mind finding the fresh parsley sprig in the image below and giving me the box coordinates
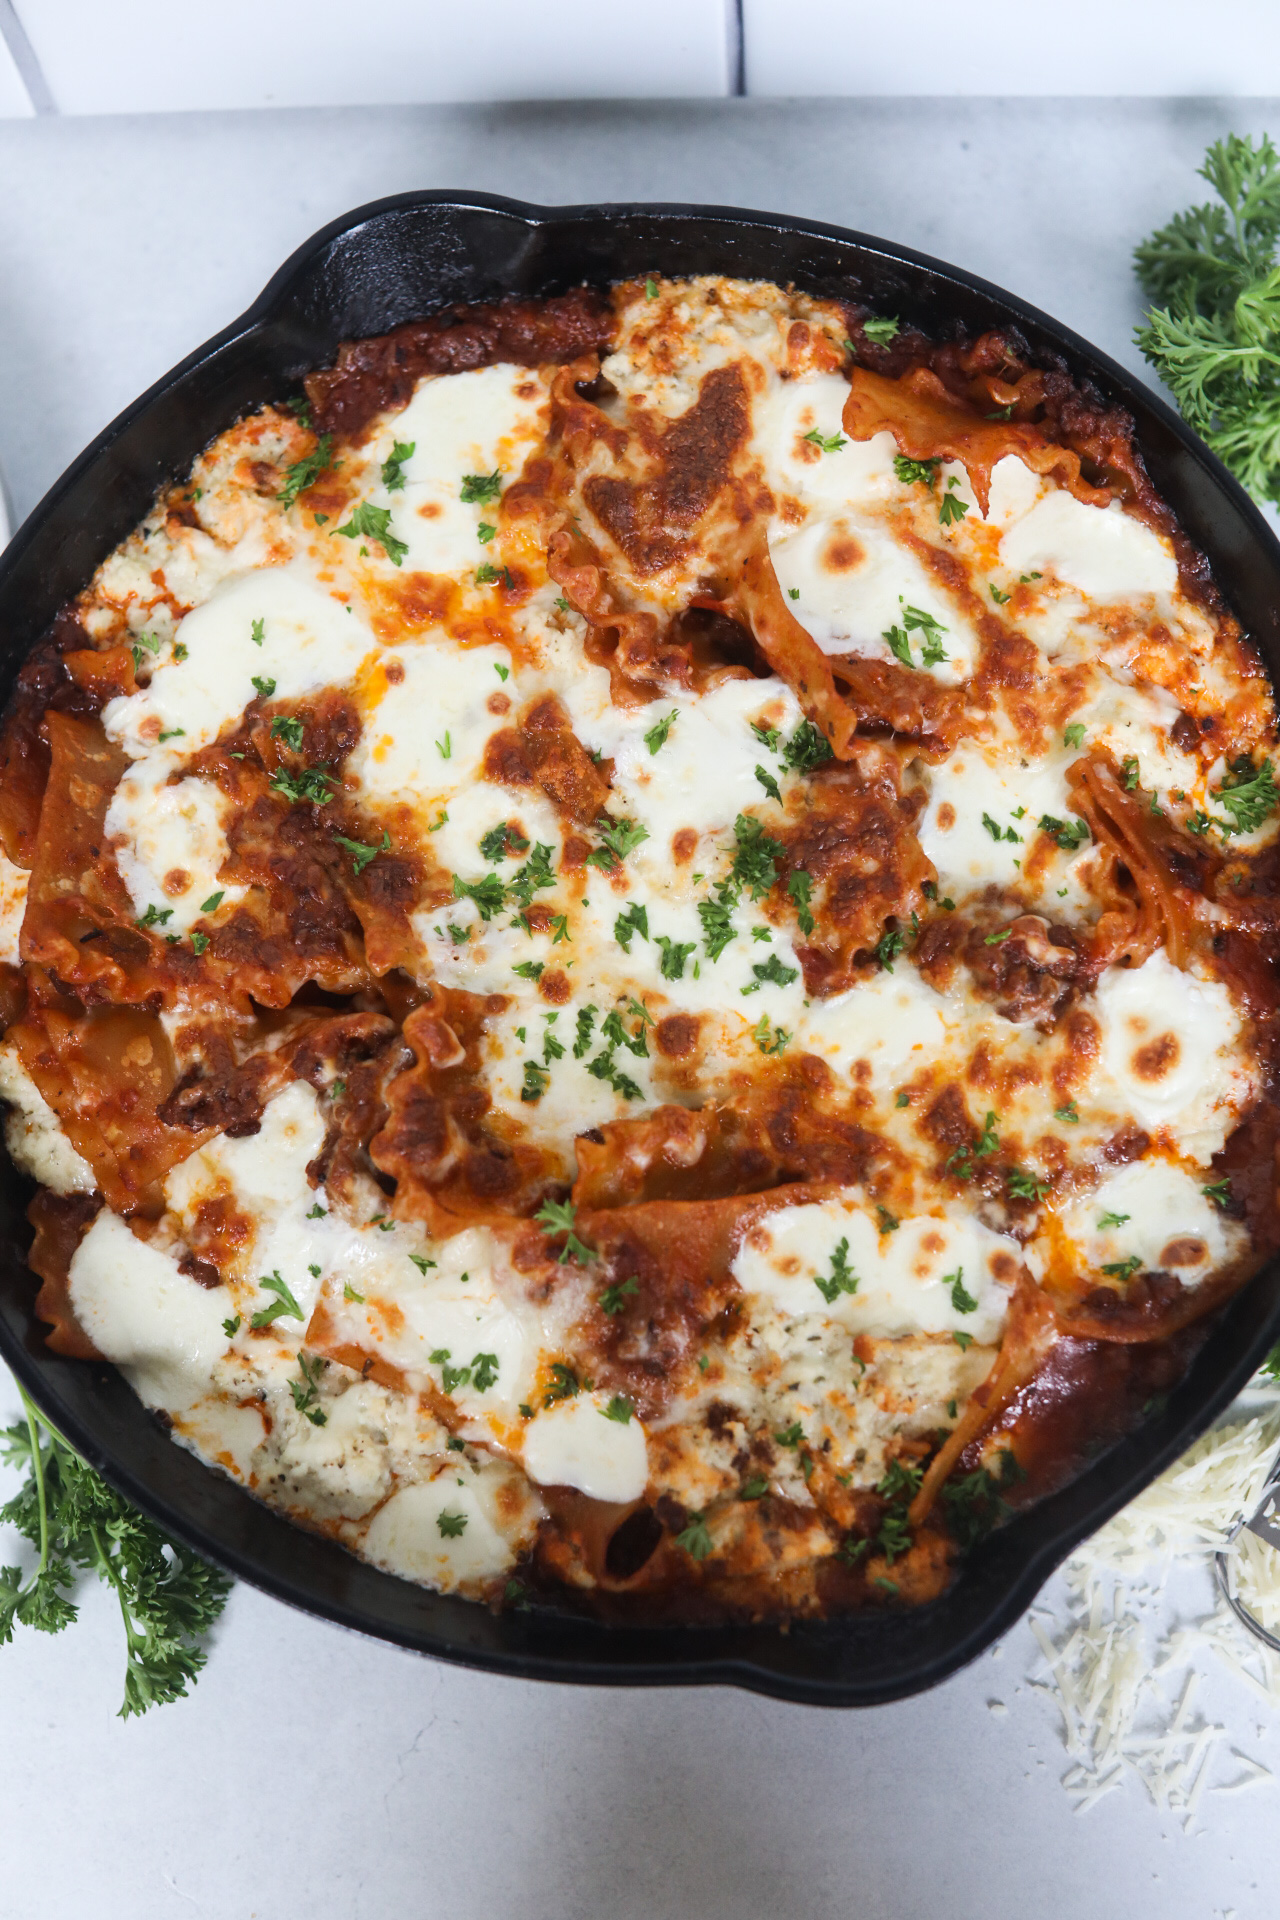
[1135,134,1280,503]
[1,1386,231,1717]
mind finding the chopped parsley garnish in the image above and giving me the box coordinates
[520,1060,550,1103]
[289,1353,328,1427]
[643,709,679,754]
[573,1006,598,1058]
[656,935,696,980]
[460,471,502,504]
[883,603,949,671]
[333,828,390,876]
[1122,755,1141,791]
[250,1270,304,1328]
[752,720,782,753]
[278,434,333,509]
[781,720,833,773]
[1203,1178,1232,1207]
[731,813,785,899]
[136,903,173,930]
[190,932,209,957]
[222,1315,240,1338]
[946,1110,999,1180]
[787,869,815,935]
[471,1353,500,1393]
[543,1362,580,1407]
[600,1275,639,1316]
[381,439,415,490]
[614,902,649,952]
[938,485,969,526]
[343,1283,365,1303]
[876,1205,899,1233]
[306,1204,326,1220]
[250,618,265,647]
[479,822,530,862]
[507,841,557,910]
[803,428,847,453]
[1212,756,1278,834]
[1055,1102,1080,1124]
[989,584,1010,605]
[535,1198,595,1265]
[512,960,544,981]
[334,501,408,566]
[893,453,939,487]
[644,277,659,300]
[436,1511,468,1539]
[586,816,650,871]
[982,811,1021,843]
[754,763,782,803]
[1006,1166,1050,1202]
[863,315,900,346]
[1101,1255,1143,1281]
[601,1008,649,1057]
[741,954,799,995]
[436,732,452,760]
[740,1475,769,1500]
[408,1254,436,1274]
[269,764,335,806]
[873,924,907,972]
[947,1268,979,1314]
[774,1424,804,1452]
[452,872,507,920]
[675,1513,712,1561]
[251,674,276,699]
[1063,723,1086,750]
[953,1330,974,1351]
[1038,813,1090,851]
[813,1237,858,1304]
[602,1395,634,1425]
[477,522,496,545]
[550,914,571,945]
[698,885,738,962]
[751,1013,790,1055]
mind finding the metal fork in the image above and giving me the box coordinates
[1214,1446,1280,1654]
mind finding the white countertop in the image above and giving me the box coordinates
[0,94,1277,1920]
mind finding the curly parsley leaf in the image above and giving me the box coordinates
[1,1388,230,1715]
[334,501,408,566]
[278,434,333,509]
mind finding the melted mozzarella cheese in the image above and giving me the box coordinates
[0,1043,96,1193]
[331,1225,539,1425]
[1091,951,1253,1157]
[105,759,242,931]
[165,1080,329,1317]
[1051,1158,1242,1289]
[0,851,27,963]
[796,966,947,1091]
[759,376,899,510]
[918,744,1090,907]
[733,1197,1019,1345]
[999,491,1177,600]
[522,1393,649,1503]
[361,1468,529,1588]
[69,1210,234,1410]
[771,513,976,680]
[372,364,549,579]
[348,636,514,829]
[103,564,377,759]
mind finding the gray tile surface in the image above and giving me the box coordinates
[0,95,1277,1920]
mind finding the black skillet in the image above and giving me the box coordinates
[1,192,1277,1706]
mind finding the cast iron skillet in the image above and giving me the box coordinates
[2,193,1279,1707]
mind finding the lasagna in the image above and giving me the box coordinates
[1,274,1276,1622]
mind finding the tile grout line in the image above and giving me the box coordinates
[0,0,53,115]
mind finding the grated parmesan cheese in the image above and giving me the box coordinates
[1026,1371,1280,1822]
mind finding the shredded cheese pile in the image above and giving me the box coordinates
[1027,1376,1280,1821]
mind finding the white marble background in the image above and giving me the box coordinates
[0,96,1276,1920]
